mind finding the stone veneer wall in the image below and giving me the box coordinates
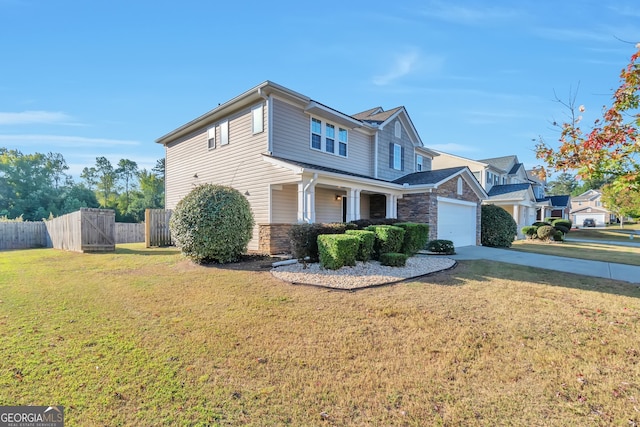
[258,223,293,255]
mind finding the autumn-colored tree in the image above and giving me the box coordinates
[536,43,640,189]
[601,183,640,227]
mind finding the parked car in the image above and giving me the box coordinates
[583,218,596,227]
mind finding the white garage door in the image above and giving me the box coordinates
[437,198,477,247]
[574,213,606,227]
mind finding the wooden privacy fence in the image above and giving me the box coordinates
[145,209,173,247]
[45,208,115,252]
[0,222,48,250]
[115,222,145,244]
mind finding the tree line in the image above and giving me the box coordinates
[0,148,164,222]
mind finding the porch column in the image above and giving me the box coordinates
[513,205,520,226]
[354,189,361,220]
[347,188,357,222]
[297,175,317,223]
[386,194,397,219]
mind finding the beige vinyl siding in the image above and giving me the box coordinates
[376,118,416,181]
[431,152,482,173]
[164,101,296,251]
[271,184,298,223]
[314,188,343,223]
[271,98,372,176]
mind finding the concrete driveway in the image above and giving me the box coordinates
[450,245,640,284]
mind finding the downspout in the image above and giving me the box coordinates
[257,88,273,154]
[303,173,318,223]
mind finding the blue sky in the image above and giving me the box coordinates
[1,0,638,178]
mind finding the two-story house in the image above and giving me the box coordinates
[156,81,487,254]
[570,189,614,226]
[527,168,572,221]
[432,153,539,235]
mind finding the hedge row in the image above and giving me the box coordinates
[288,220,431,270]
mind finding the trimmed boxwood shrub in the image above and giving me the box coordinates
[552,219,572,230]
[521,225,538,239]
[481,204,517,248]
[349,218,402,229]
[317,234,359,270]
[394,222,430,255]
[553,230,565,242]
[169,184,254,264]
[345,229,375,262]
[366,225,406,260]
[379,252,408,267]
[532,221,551,227]
[537,225,555,240]
[426,239,455,254]
[554,224,570,235]
[289,223,355,262]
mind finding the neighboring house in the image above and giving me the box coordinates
[432,153,538,236]
[156,81,487,254]
[570,189,615,226]
[526,169,572,221]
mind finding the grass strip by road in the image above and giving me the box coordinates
[2,244,640,425]
[511,239,640,266]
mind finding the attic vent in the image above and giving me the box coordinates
[394,121,401,138]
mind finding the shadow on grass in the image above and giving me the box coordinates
[115,247,180,256]
[441,260,640,299]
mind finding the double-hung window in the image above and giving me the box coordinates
[325,123,335,153]
[309,117,347,157]
[311,118,322,150]
[207,127,216,150]
[390,143,403,170]
[416,154,423,172]
[338,128,347,156]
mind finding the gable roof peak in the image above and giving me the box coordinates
[351,107,384,120]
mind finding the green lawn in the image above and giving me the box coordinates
[511,239,640,266]
[572,225,640,242]
[2,244,640,425]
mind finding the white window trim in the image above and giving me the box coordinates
[207,126,216,150]
[309,116,348,158]
[252,104,264,134]
[393,143,402,170]
[220,120,229,146]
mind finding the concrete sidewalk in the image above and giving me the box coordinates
[450,245,640,284]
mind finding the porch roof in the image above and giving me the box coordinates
[391,167,466,185]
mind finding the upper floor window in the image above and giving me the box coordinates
[394,121,401,138]
[309,117,347,157]
[252,104,264,134]
[390,143,403,170]
[325,123,335,153]
[220,120,229,146]
[207,127,216,150]
[416,154,423,172]
[338,128,347,156]
[311,118,322,149]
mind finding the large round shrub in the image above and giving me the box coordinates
[170,184,254,264]
[481,204,517,247]
[536,225,555,241]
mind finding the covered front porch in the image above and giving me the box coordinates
[258,175,404,254]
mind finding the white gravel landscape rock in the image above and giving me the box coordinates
[270,255,456,289]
